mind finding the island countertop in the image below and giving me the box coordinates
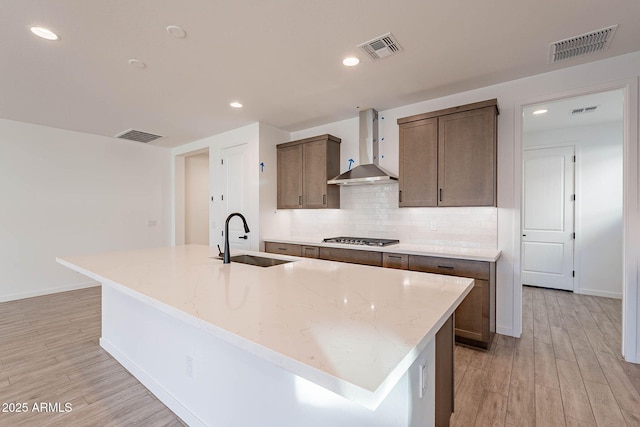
[57,245,473,409]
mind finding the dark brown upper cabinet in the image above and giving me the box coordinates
[277,134,341,209]
[397,99,498,207]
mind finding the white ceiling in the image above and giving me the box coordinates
[523,89,624,133]
[2,1,639,148]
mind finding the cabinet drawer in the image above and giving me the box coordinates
[383,253,409,270]
[301,246,319,259]
[408,255,489,280]
[264,242,301,257]
[319,247,382,267]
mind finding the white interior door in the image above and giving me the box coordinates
[522,146,575,290]
[221,143,250,251]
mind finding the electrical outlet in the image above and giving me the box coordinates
[147,219,157,227]
[186,355,193,378]
[429,220,437,231]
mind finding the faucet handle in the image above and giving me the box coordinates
[217,244,224,257]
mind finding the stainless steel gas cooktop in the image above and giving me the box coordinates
[322,237,399,247]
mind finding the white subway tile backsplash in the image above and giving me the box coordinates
[289,183,498,249]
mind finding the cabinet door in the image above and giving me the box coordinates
[438,106,496,206]
[382,253,408,270]
[264,242,302,257]
[318,247,382,267]
[454,279,489,343]
[302,140,328,208]
[301,246,319,258]
[399,118,438,207]
[277,144,303,209]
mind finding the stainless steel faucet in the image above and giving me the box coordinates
[223,213,250,264]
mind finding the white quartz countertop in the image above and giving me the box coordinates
[264,237,501,262]
[57,245,472,409]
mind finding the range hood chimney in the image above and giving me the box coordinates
[327,109,398,186]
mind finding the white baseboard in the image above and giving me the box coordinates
[0,281,99,303]
[496,326,516,338]
[575,288,623,299]
[100,338,205,427]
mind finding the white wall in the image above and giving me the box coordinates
[0,118,171,302]
[524,122,624,298]
[184,153,210,245]
[172,123,261,251]
[258,123,291,250]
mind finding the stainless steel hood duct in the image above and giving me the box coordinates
[327,109,398,186]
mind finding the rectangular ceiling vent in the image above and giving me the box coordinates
[358,32,404,61]
[571,106,598,115]
[549,25,618,63]
[115,129,163,143]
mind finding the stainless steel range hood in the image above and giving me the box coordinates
[327,109,398,186]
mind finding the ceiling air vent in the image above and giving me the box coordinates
[571,105,598,115]
[549,25,618,63]
[358,32,403,61]
[115,129,163,143]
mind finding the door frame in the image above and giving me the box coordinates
[513,79,639,363]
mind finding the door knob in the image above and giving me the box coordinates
[239,235,248,240]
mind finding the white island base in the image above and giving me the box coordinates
[101,282,437,427]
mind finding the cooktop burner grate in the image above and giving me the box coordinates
[322,237,399,247]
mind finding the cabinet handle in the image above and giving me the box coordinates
[399,190,402,203]
[439,188,443,202]
[323,194,326,205]
[278,247,287,251]
[437,265,454,270]
[299,195,302,205]
[387,255,402,259]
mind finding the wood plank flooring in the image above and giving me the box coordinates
[1,285,639,426]
[452,286,640,427]
[0,287,185,426]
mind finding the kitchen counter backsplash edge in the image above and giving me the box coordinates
[263,238,501,262]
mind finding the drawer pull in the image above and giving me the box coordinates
[437,265,454,269]
[278,247,287,251]
[387,255,403,259]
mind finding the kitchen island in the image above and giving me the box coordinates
[57,245,473,427]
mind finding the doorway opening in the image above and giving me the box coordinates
[174,148,210,246]
[184,151,210,244]
[521,89,623,297]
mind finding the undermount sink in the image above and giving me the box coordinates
[218,254,294,267]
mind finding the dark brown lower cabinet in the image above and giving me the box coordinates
[317,247,382,267]
[436,314,454,427]
[264,242,301,257]
[408,255,495,349]
[382,253,409,270]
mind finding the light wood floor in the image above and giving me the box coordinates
[0,287,185,426]
[2,286,639,426]
[452,285,640,427]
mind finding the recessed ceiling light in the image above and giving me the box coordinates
[166,25,187,38]
[30,26,59,41]
[342,57,360,67]
[230,102,243,108]
[128,59,147,69]
[533,109,548,115]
